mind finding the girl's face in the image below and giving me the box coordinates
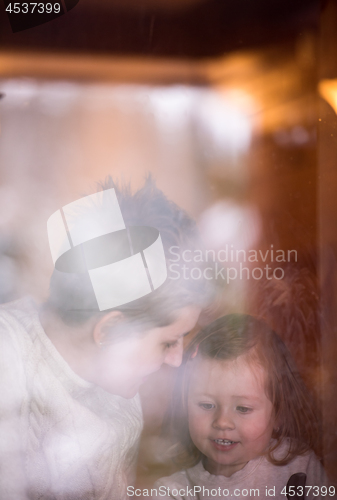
[187,354,274,477]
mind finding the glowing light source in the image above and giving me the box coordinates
[319,79,337,114]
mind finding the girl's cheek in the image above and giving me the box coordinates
[187,410,198,429]
[189,410,209,432]
[244,420,273,440]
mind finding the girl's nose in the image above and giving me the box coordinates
[212,409,236,430]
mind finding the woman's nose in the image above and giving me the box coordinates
[212,409,236,430]
[163,338,184,368]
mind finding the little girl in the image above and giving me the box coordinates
[152,314,332,499]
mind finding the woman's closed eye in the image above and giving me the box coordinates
[163,340,179,349]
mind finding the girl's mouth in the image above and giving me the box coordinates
[212,439,238,451]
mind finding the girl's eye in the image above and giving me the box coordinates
[199,403,215,410]
[236,406,251,413]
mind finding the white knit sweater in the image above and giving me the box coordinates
[0,298,143,500]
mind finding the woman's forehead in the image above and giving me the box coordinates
[152,305,201,338]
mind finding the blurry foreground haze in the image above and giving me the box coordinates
[0,0,337,489]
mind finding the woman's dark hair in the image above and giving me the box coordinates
[166,314,320,467]
[47,176,211,329]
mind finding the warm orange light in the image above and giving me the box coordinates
[319,79,337,114]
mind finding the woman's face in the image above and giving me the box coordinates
[93,306,200,398]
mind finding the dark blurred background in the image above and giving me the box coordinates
[0,0,318,58]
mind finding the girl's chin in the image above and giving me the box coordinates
[204,455,248,477]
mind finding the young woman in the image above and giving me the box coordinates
[0,178,209,500]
